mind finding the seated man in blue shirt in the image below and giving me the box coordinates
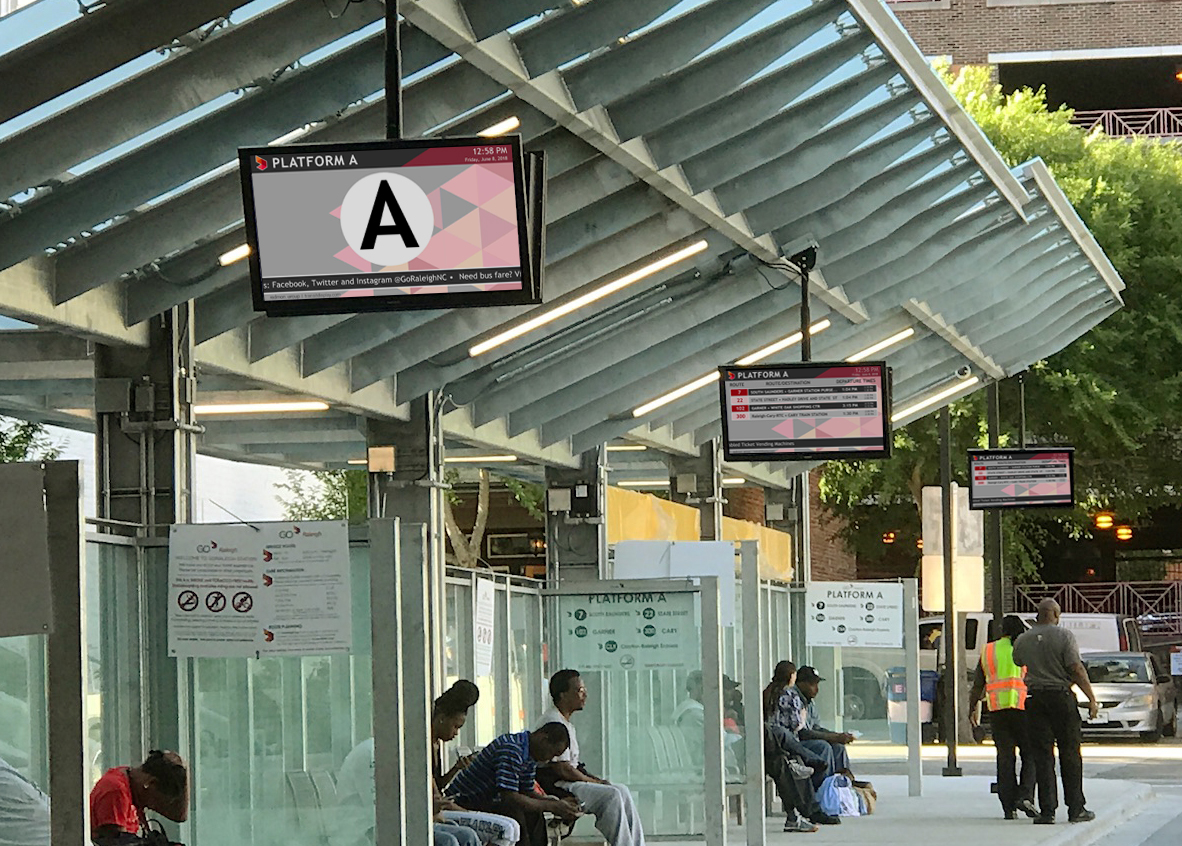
[446,723,581,846]
[774,667,855,787]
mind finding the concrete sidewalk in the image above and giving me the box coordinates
[745,774,1154,845]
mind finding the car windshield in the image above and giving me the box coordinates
[1084,657,1151,684]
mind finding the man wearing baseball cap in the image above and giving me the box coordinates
[772,667,855,785]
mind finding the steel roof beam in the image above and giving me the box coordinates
[299,183,693,379]
[641,33,876,169]
[514,0,683,78]
[820,183,1002,289]
[562,0,783,111]
[0,32,388,275]
[199,416,365,445]
[0,0,245,125]
[403,0,864,322]
[195,329,405,420]
[456,271,774,426]
[441,405,581,470]
[743,121,943,235]
[608,1,850,143]
[0,257,146,346]
[349,220,717,394]
[740,130,951,238]
[522,298,829,444]
[0,0,382,202]
[680,65,903,195]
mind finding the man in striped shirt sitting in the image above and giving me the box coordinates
[446,723,582,846]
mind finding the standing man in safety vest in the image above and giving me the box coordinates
[969,615,1037,820]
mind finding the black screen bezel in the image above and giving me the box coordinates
[237,136,539,316]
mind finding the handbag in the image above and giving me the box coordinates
[851,780,877,814]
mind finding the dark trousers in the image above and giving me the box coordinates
[463,797,546,846]
[989,707,1037,813]
[763,726,822,820]
[1025,689,1086,817]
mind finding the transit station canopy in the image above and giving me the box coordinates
[0,0,1124,488]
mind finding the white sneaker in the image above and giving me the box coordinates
[784,815,820,833]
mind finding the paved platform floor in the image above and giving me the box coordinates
[651,772,1153,846]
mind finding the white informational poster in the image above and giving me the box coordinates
[558,590,699,672]
[168,521,351,658]
[1172,651,1182,676]
[474,577,496,677]
[806,581,904,649]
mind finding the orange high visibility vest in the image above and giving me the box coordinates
[982,637,1027,711]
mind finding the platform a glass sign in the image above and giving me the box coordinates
[718,362,892,462]
[966,448,1075,510]
[237,137,539,315]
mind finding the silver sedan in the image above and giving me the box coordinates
[1077,652,1178,741]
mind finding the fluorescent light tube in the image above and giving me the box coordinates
[891,376,980,422]
[194,400,330,415]
[469,240,710,357]
[477,116,521,137]
[217,244,251,266]
[847,328,916,362]
[444,454,518,463]
[631,320,830,418]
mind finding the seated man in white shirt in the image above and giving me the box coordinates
[0,756,50,846]
[537,671,645,846]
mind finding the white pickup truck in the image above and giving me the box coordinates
[837,612,1143,719]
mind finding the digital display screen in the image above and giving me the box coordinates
[967,449,1075,510]
[238,137,538,315]
[718,362,892,462]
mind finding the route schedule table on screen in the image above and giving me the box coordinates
[967,449,1074,509]
[719,362,891,462]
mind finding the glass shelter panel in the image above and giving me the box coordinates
[179,544,374,846]
[557,591,709,838]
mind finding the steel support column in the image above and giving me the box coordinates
[544,447,607,582]
[94,304,198,754]
[366,396,444,686]
[668,439,724,540]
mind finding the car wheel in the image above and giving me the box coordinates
[1140,710,1163,743]
[844,692,866,720]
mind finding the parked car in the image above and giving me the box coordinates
[1077,652,1177,741]
[838,612,1143,720]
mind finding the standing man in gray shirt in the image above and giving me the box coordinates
[1012,599,1099,825]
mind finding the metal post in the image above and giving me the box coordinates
[44,462,87,846]
[700,577,726,846]
[370,518,406,846]
[400,523,434,846]
[1017,373,1027,449]
[987,381,1004,630]
[903,578,922,797]
[739,543,766,846]
[385,0,401,140]
[939,407,961,776]
[799,266,811,362]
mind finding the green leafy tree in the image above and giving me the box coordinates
[275,469,367,523]
[0,417,60,462]
[820,66,1182,580]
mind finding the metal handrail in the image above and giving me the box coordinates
[1070,107,1182,139]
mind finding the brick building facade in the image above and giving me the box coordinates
[807,470,859,582]
[888,0,1182,66]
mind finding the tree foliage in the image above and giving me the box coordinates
[819,66,1182,579]
[0,417,59,462]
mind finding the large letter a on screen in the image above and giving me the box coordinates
[361,179,419,250]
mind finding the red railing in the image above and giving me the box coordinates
[1070,107,1182,139]
[1015,581,1182,638]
